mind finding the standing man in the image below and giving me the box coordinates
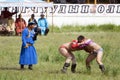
[1,7,17,19]
[19,22,38,70]
[38,13,49,36]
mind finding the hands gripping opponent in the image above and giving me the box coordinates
[71,40,79,49]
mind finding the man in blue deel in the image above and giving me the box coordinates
[19,22,38,70]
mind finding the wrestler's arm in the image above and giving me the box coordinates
[70,40,78,48]
[78,39,91,45]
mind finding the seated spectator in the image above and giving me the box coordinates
[15,14,26,36]
[53,0,66,4]
[0,14,8,26]
[66,0,81,4]
[53,0,60,3]
[0,14,9,35]
[60,0,67,3]
[28,14,37,26]
[79,0,86,4]
[6,15,15,35]
[38,13,49,36]
[118,0,120,3]
[109,0,117,4]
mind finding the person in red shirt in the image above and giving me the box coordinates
[15,14,26,36]
[59,39,82,73]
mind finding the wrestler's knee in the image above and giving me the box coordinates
[67,56,72,60]
[96,59,103,65]
[65,56,72,63]
[72,57,76,64]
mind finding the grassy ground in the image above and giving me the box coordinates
[0,32,120,80]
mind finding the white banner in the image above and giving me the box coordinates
[53,4,120,17]
[1,4,120,26]
[1,4,120,17]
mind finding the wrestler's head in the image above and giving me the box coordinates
[77,35,85,43]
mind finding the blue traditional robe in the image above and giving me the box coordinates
[38,18,48,35]
[19,28,37,65]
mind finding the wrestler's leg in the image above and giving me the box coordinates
[59,48,72,73]
[69,52,77,73]
[86,54,96,71]
[96,51,103,65]
[96,51,105,72]
[59,48,72,63]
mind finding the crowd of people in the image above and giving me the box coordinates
[34,0,120,4]
[0,7,49,36]
[53,0,120,4]
[0,7,17,35]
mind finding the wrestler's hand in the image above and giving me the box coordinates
[71,42,78,48]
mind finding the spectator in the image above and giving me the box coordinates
[79,0,86,4]
[0,14,8,35]
[109,0,117,4]
[15,14,26,36]
[28,14,37,26]
[19,22,38,70]
[60,0,67,4]
[28,14,39,37]
[66,0,80,4]
[118,0,120,3]
[1,7,17,19]
[0,14,8,26]
[6,15,15,35]
[38,13,49,36]
[53,0,60,3]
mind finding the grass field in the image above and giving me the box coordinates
[0,32,120,80]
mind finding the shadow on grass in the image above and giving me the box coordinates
[46,70,82,74]
[0,67,20,70]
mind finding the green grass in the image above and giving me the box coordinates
[0,31,120,80]
[50,24,120,32]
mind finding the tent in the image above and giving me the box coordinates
[0,0,54,33]
[0,0,53,19]
[0,0,53,7]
